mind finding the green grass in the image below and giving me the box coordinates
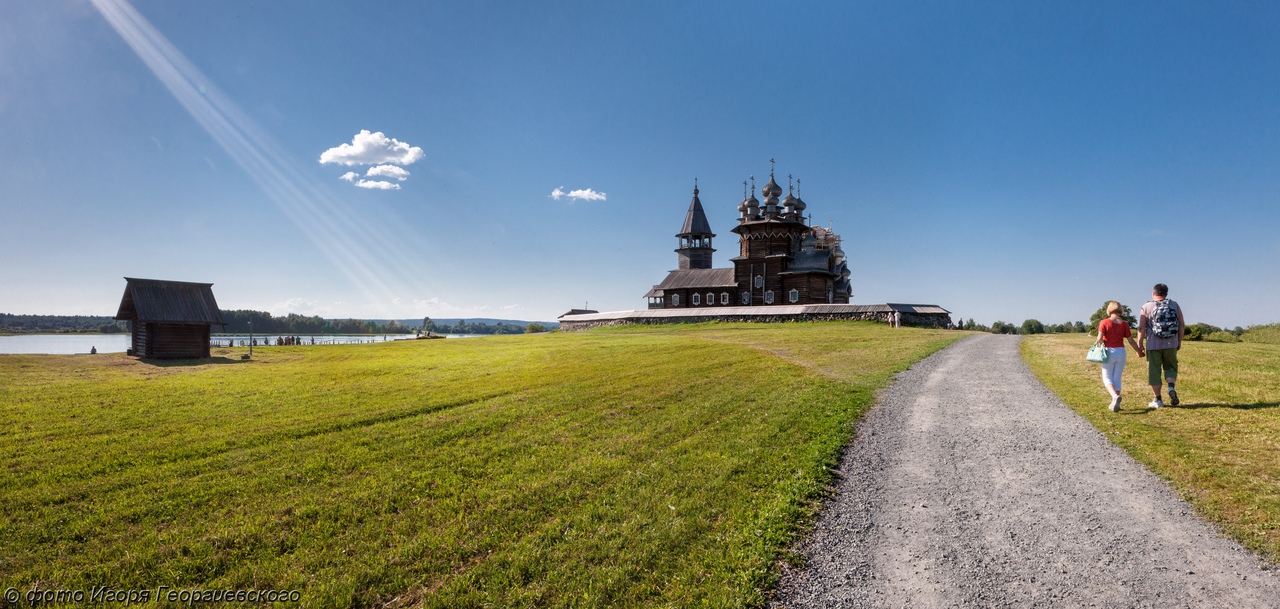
[1022,334,1280,565]
[0,322,959,608]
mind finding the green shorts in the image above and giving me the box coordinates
[1148,348,1178,386]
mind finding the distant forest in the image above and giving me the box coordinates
[0,314,128,334]
[1,312,551,336]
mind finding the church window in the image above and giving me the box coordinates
[706,292,714,305]
[720,292,729,305]
[741,292,751,304]
[672,294,680,306]
[789,289,799,303]
[765,290,775,304]
[692,293,700,306]
[754,275,763,289]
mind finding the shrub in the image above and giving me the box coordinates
[524,323,547,334]
[1184,323,1222,341]
[1205,331,1241,343]
[1020,319,1045,335]
[1242,323,1280,345]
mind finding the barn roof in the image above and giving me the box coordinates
[115,277,226,325]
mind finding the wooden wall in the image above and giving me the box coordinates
[132,322,211,359]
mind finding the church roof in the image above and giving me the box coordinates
[678,187,714,237]
[652,268,737,291]
[783,247,834,274]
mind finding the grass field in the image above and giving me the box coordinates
[0,322,960,608]
[1022,334,1280,565]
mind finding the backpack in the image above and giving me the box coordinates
[1150,300,1179,339]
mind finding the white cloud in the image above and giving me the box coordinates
[339,171,359,182]
[367,165,410,181]
[354,179,400,190]
[566,188,606,202]
[269,298,329,316]
[320,130,424,166]
[551,186,606,202]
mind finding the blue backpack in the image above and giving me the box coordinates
[1150,300,1179,339]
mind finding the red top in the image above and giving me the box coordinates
[1098,318,1132,348]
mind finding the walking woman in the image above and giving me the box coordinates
[1098,301,1144,412]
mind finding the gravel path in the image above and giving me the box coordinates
[773,334,1279,608]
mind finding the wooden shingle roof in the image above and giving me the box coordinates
[115,277,226,325]
[652,268,738,291]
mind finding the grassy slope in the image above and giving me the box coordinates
[1022,334,1280,564]
[0,322,959,608]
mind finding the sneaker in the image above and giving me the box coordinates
[1109,396,1120,412]
[1148,399,1164,409]
[1168,388,1179,406]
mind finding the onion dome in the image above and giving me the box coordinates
[762,176,783,198]
[781,192,798,215]
[793,195,806,213]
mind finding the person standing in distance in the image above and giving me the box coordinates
[1138,283,1185,408]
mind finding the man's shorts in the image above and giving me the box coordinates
[1148,347,1178,386]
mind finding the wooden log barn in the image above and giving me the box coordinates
[114,277,226,359]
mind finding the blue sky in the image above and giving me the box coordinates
[2,1,1278,326]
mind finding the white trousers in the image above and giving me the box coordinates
[1101,347,1127,392]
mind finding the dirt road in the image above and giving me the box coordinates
[773,334,1279,608]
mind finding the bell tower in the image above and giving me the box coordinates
[675,180,715,269]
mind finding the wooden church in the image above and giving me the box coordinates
[645,166,852,309]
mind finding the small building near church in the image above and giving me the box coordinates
[115,277,225,359]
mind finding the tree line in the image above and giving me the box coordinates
[969,302,1267,341]
[0,314,128,334]
[421,317,545,335]
[219,310,413,335]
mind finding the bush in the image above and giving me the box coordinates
[1184,323,1222,341]
[524,323,547,334]
[1242,323,1280,345]
[1205,331,1241,343]
[1020,319,1045,335]
[990,321,1017,335]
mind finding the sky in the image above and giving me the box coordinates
[2,1,1278,327]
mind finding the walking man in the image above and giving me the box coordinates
[1138,283,1185,408]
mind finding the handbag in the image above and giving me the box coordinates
[1086,341,1109,364]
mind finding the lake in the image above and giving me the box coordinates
[0,333,481,355]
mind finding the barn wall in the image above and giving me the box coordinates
[147,323,211,359]
[132,323,148,356]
